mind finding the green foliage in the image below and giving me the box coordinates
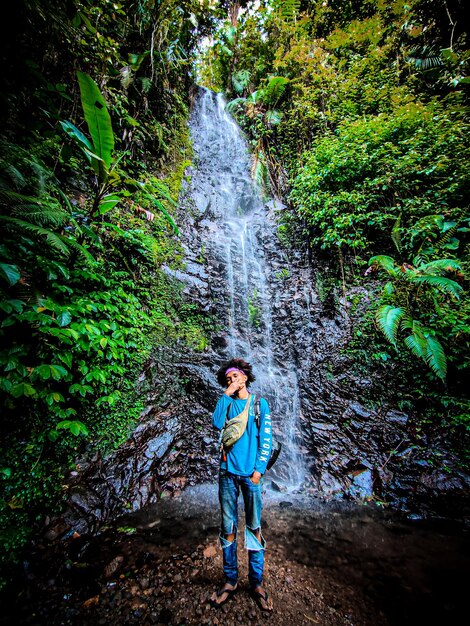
[370,254,465,380]
[199,0,469,440]
[289,101,468,257]
[0,0,218,587]
[61,72,178,230]
[247,288,261,328]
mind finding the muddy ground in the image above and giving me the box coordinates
[2,485,468,626]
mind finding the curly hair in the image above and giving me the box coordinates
[216,358,256,387]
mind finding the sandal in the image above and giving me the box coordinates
[209,584,238,609]
[250,587,273,612]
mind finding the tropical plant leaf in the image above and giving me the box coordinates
[59,120,93,153]
[144,193,178,234]
[138,180,177,207]
[391,214,402,253]
[77,72,114,171]
[263,76,289,105]
[375,305,408,346]
[409,274,462,298]
[60,235,95,263]
[8,194,69,227]
[232,69,251,95]
[265,109,282,125]
[98,193,121,215]
[407,45,444,71]
[422,332,447,380]
[0,216,71,256]
[225,97,246,114]
[401,318,447,379]
[369,255,398,275]
[272,0,300,21]
[419,259,461,274]
[0,263,21,286]
[401,318,427,358]
[252,152,269,191]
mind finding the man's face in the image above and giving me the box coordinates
[225,370,247,389]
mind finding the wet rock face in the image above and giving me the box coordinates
[63,396,222,533]
[58,88,469,534]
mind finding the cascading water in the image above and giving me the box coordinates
[188,88,307,491]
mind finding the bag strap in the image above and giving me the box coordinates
[224,394,253,425]
[254,394,261,430]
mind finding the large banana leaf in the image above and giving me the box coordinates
[59,120,101,176]
[77,72,114,173]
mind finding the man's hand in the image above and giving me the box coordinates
[224,380,242,396]
[250,470,262,484]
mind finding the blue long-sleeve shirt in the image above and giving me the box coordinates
[212,393,272,476]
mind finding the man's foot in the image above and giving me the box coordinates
[209,582,238,608]
[250,585,273,612]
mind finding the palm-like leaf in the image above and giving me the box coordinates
[0,216,71,256]
[407,45,444,72]
[419,259,461,274]
[263,76,289,106]
[272,0,300,21]
[376,305,408,346]
[401,318,447,380]
[232,69,251,95]
[225,98,246,114]
[2,191,69,227]
[369,255,398,276]
[408,274,462,298]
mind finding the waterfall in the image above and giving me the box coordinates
[187,88,307,491]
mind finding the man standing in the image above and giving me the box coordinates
[209,358,273,612]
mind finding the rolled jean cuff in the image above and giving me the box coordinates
[244,526,266,551]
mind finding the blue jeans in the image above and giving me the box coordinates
[218,469,266,588]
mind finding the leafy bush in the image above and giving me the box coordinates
[289,99,469,259]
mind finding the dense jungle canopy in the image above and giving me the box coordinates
[0,0,468,593]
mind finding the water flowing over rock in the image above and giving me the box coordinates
[59,87,469,534]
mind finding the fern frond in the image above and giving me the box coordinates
[391,214,402,254]
[60,236,95,263]
[401,318,427,358]
[0,164,26,190]
[369,255,398,276]
[232,69,251,95]
[252,152,269,191]
[263,76,289,106]
[409,274,462,298]
[272,0,301,21]
[0,216,71,256]
[407,45,444,72]
[376,305,408,346]
[422,332,447,380]
[0,189,69,226]
[265,109,282,126]
[402,318,447,379]
[225,98,246,114]
[419,259,461,275]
